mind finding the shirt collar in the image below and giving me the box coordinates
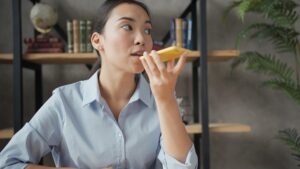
[82,70,152,108]
[128,74,152,107]
[82,70,102,107]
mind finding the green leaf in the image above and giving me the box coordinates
[236,23,299,54]
[262,0,299,27]
[263,79,300,105]
[277,128,300,164]
[232,52,294,81]
[222,1,242,22]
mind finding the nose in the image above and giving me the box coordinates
[134,31,145,46]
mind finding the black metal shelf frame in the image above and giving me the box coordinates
[12,0,43,132]
[163,0,210,168]
[11,0,210,168]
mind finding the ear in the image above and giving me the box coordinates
[91,32,104,51]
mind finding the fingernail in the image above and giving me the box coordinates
[143,51,147,56]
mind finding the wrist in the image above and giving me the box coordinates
[154,94,177,108]
[154,93,176,102]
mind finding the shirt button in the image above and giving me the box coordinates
[118,133,122,137]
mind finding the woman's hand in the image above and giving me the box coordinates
[140,50,187,101]
[140,50,192,162]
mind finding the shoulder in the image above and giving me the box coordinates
[51,80,86,103]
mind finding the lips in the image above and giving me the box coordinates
[131,51,144,57]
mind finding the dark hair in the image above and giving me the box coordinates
[90,0,151,75]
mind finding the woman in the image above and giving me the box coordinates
[0,0,197,168]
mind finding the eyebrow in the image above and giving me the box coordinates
[117,17,152,25]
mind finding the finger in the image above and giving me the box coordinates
[173,52,187,74]
[140,57,152,77]
[167,59,175,72]
[143,51,159,75]
[151,50,165,72]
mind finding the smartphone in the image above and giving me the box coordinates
[156,46,192,62]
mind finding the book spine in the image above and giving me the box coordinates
[79,20,87,52]
[26,48,63,53]
[24,33,65,53]
[175,18,183,47]
[187,19,193,50]
[67,20,73,53]
[26,42,64,48]
[73,19,79,53]
[86,20,93,52]
[170,18,176,46]
[182,19,187,48]
[49,37,60,43]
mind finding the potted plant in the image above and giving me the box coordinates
[224,0,300,165]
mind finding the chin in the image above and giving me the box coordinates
[132,66,144,74]
[131,61,144,73]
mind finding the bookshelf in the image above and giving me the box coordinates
[0,50,239,64]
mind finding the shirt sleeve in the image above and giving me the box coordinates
[157,136,198,169]
[0,91,64,169]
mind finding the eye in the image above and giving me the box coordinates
[122,24,133,31]
[145,28,151,35]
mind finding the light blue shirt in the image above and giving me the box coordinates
[0,71,197,169]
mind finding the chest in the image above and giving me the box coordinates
[57,103,161,169]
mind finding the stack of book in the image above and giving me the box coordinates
[67,19,93,53]
[24,34,64,53]
[169,18,193,49]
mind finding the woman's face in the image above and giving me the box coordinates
[99,3,153,73]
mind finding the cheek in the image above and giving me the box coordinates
[145,38,153,52]
[107,32,132,51]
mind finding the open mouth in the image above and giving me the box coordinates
[131,52,144,57]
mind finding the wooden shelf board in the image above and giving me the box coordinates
[186,123,251,134]
[187,50,240,62]
[24,52,96,64]
[1,50,239,64]
[0,53,13,64]
[0,128,14,139]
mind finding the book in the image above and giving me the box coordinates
[86,20,93,52]
[26,47,64,53]
[175,18,183,47]
[73,19,79,53]
[79,20,86,52]
[186,19,193,50]
[182,19,187,48]
[26,42,64,48]
[170,18,176,46]
[24,35,60,44]
[24,34,65,53]
[67,20,73,53]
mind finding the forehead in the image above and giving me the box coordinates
[108,3,150,22]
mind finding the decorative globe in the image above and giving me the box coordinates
[30,3,58,33]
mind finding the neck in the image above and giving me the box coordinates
[99,67,137,102]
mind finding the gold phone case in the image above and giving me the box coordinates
[156,46,192,62]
